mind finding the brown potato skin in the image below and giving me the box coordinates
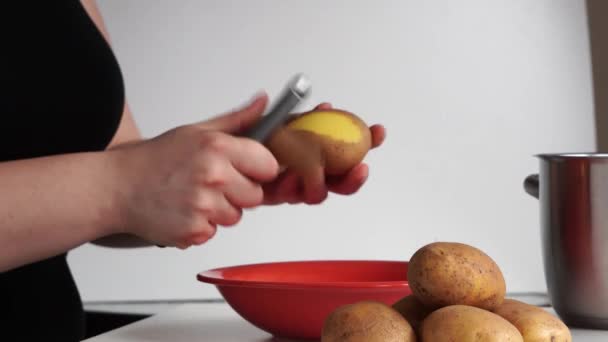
[421,305,524,342]
[286,109,371,175]
[392,295,433,335]
[266,128,323,176]
[408,242,506,311]
[321,301,417,342]
[492,299,572,342]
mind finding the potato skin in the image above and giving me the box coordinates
[392,295,433,335]
[315,131,371,175]
[266,127,323,177]
[420,305,523,342]
[321,301,416,342]
[286,109,371,175]
[408,242,506,310]
[492,299,572,342]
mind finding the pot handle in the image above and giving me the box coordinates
[524,174,539,199]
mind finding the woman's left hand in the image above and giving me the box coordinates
[262,103,386,205]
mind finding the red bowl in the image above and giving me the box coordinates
[197,260,410,340]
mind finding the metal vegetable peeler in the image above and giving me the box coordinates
[244,73,312,143]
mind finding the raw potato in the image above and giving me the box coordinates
[284,109,372,175]
[408,241,506,310]
[392,295,433,335]
[493,299,572,342]
[266,127,323,178]
[420,305,524,342]
[321,300,416,342]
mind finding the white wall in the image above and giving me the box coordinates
[69,0,595,301]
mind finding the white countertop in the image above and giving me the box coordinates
[83,302,608,342]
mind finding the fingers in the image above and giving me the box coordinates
[192,131,278,221]
[193,188,243,227]
[262,163,370,205]
[207,195,243,227]
[196,142,269,207]
[227,137,280,182]
[262,171,301,205]
[189,228,216,246]
[370,124,386,148]
[220,166,265,208]
[198,92,269,134]
[261,166,328,206]
[180,222,218,249]
[178,189,244,248]
[301,165,328,204]
[200,132,279,183]
[315,102,332,110]
[327,163,369,195]
[175,124,280,247]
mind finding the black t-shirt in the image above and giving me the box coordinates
[0,1,125,340]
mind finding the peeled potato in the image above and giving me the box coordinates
[321,301,416,342]
[420,305,523,342]
[392,295,433,335]
[492,299,572,342]
[408,241,506,311]
[283,109,372,175]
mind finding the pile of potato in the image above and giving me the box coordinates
[321,242,572,342]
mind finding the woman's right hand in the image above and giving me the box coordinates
[110,93,279,249]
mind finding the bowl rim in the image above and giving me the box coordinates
[196,259,409,289]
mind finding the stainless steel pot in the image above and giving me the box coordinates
[525,153,608,329]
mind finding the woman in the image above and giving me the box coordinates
[1,1,385,340]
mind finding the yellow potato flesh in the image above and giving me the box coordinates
[287,111,362,143]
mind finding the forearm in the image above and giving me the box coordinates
[0,151,125,271]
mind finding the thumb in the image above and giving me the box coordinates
[198,92,269,133]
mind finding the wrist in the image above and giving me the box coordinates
[100,148,136,236]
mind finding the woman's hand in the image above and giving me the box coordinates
[111,93,279,249]
[262,103,386,205]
